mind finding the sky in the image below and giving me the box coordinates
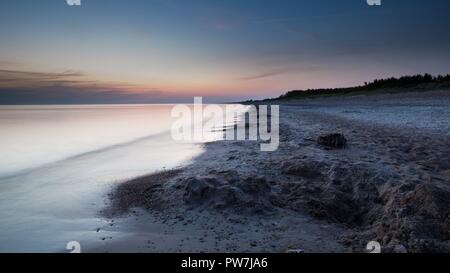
[1,0,450,104]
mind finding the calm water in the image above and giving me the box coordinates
[0,104,243,252]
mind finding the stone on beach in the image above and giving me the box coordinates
[317,133,347,149]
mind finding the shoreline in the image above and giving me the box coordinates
[95,90,450,253]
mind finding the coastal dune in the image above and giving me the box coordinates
[100,90,450,253]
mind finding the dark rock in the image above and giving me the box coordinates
[317,133,347,149]
[281,161,324,178]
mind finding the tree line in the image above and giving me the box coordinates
[275,74,450,100]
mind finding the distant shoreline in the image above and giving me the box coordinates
[244,74,450,104]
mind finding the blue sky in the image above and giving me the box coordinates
[1,0,450,103]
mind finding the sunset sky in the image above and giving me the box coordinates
[1,0,450,103]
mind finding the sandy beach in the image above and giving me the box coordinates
[96,90,450,253]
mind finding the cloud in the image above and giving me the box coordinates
[0,69,150,92]
[0,86,164,104]
[0,69,86,88]
[237,68,289,81]
[0,68,256,104]
[237,65,321,81]
[0,61,19,67]
[0,69,167,104]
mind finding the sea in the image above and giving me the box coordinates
[0,104,245,252]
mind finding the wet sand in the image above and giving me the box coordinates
[94,90,450,253]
